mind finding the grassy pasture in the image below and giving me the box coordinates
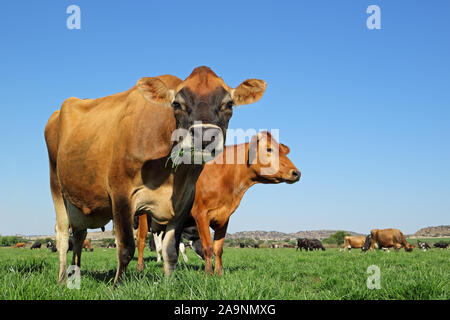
[0,245,448,300]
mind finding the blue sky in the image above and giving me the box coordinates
[0,0,449,236]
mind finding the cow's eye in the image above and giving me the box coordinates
[225,101,234,109]
[172,101,182,110]
[267,148,273,153]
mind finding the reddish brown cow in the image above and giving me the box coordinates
[193,131,300,275]
[362,228,415,252]
[45,66,266,285]
[82,239,93,252]
[135,132,300,274]
[14,242,26,248]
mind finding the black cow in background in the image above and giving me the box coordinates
[308,239,326,251]
[297,238,325,251]
[180,225,205,260]
[47,241,57,253]
[296,238,310,251]
[434,242,449,249]
[30,242,41,249]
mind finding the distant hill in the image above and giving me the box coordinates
[16,225,449,242]
[225,230,362,241]
[411,225,450,238]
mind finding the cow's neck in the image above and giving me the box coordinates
[228,144,261,200]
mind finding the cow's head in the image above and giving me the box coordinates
[361,234,372,252]
[137,66,266,163]
[247,131,300,184]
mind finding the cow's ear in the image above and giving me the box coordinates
[137,77,175,106]
[279,143,290,155]
[232,79,267,106]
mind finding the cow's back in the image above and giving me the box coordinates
[373,229,403,247]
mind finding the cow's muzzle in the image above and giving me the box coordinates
[179,124,224,164]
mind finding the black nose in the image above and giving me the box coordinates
[189,125,222,150]
[291,170,301,181]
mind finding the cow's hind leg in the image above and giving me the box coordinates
[50,172,70,283]
[71,228,87,267]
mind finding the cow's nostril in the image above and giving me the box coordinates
[291,170,301,180]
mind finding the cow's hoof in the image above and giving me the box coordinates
[136,263,145,272]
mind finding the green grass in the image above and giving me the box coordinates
[0,247,448,300]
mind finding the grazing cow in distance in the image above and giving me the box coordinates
[83,239,93,252]
[308,239,325,251]
[343,236,366,252]
[417,241,431,251]
[45,66,266,285]
[296,238,310,251]
[239,243,246,248]
[433,242,449,249]
[297,238,325,251]
[47,241,57,252]
[107,243,116,249]
[30,242,42,249]
[362,229,414,252]
[14,242,26,248]
[192,132,300,275]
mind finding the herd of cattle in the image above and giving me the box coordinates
[30,65,446,286]
[342,229,449,252]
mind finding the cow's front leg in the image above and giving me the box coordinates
[213,221,228,276]
[161,221,181,276]
[194,214,213,274]
[112,196,135,286]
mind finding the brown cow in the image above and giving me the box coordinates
[362,229,414,252]
[83,239,93,252]
[45,66,266,285]
[192,131,300,275]
[135,132,299,274]
[14,242,26,248]
[343,236,366,252]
